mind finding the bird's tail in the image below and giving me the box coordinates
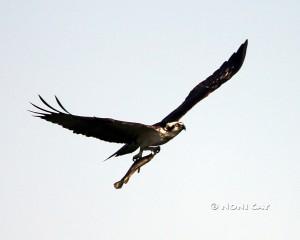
[104,143,139,161]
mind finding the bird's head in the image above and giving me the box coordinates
[165,121,186,133]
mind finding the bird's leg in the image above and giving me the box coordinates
[132,146,160,162]
[145,146,160,155]
[132,148,143,162]
[134,146,159,172]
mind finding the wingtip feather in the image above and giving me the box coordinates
[232,39,248,72]
[38,95,62,113]
[55,95,71,114]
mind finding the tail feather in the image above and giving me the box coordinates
[105,143,139,161]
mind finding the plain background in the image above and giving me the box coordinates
[1,0,299,239]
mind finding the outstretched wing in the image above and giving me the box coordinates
[30,95,157,144]
[155,40,248,127]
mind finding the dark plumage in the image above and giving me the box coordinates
[30,95,158,144]
[155,40,248,126]
[30,40,248,188]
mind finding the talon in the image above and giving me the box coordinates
[154,146,160,154]
[133,155,141,162]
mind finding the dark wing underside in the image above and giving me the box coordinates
[30,96,157,144]
[155,40,248,127]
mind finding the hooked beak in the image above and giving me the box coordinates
[182,124,186,131]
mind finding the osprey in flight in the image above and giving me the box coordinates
[30,40,248,188]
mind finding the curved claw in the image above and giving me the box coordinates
[132,155,141,162]
[154,146,160,154]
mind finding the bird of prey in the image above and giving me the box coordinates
[30,40,248,187]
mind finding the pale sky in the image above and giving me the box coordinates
[1,0,299,239]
